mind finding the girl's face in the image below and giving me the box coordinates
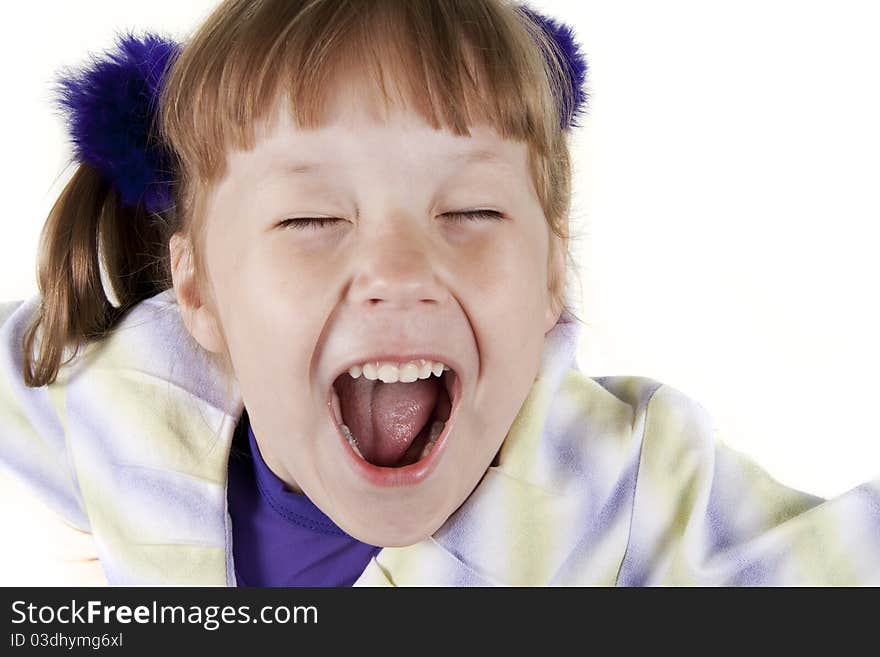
[173,76,565,546]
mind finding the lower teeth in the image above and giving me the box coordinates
[339,423,364,458]
[339,420,446,463]
[419,421,446,459]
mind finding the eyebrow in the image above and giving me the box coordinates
[281,161,323,175]
[451,148,506,165]
[275,148,509,177]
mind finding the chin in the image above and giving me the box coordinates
[332,495,454,547]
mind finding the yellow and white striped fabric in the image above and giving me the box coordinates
[1,290,878,586]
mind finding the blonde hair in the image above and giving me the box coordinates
[23,0,586,388]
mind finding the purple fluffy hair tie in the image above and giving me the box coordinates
[53,30,181,215]
[52,5,587,215]
[518,5,590,130]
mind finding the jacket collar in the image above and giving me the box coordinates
[68,289,583,586]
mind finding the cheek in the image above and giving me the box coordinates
[216,233,327,320]
[460,227,548,308]
[206,241,316,371]
[261,234,341,290]
[464,227,550,404]
[202,226,262,341]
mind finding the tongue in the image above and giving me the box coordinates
[335,374,440,467]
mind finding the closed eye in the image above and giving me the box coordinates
[279,210,505,230]
[442,209,505,223]
[278,216,343,230]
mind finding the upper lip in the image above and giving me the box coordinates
[325,351,466,393]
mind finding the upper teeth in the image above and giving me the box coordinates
[349,359,450,383]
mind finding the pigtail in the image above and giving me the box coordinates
[22,162,169,388]
[22,32,182,387]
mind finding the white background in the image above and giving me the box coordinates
[1,0,878,498]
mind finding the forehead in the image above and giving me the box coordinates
[246,105,527,189]
[255,115,521,172]
[238,54,527,171]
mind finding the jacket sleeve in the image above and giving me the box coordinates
[0,298,106,585]
[616,383,880,585]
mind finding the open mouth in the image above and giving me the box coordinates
[328,362,459,472]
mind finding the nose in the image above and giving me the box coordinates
[347,211,447,310]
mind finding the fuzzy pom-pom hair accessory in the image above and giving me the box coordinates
[52,31,181,215]
[52,4,587,215]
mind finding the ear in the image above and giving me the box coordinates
[543,231,567,334]
[169,232,226,354]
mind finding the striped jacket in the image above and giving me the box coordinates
[1,290,878,586]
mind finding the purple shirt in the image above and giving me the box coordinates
[227,410,382,586]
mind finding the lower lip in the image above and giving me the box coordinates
[326,373,462,488]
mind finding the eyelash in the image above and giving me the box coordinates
[279,210,504,230]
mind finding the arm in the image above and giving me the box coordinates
[0,466,107,585]
[617,383,880,585]
[0,298,107,585]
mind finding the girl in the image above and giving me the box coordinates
[1,0,878,586]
